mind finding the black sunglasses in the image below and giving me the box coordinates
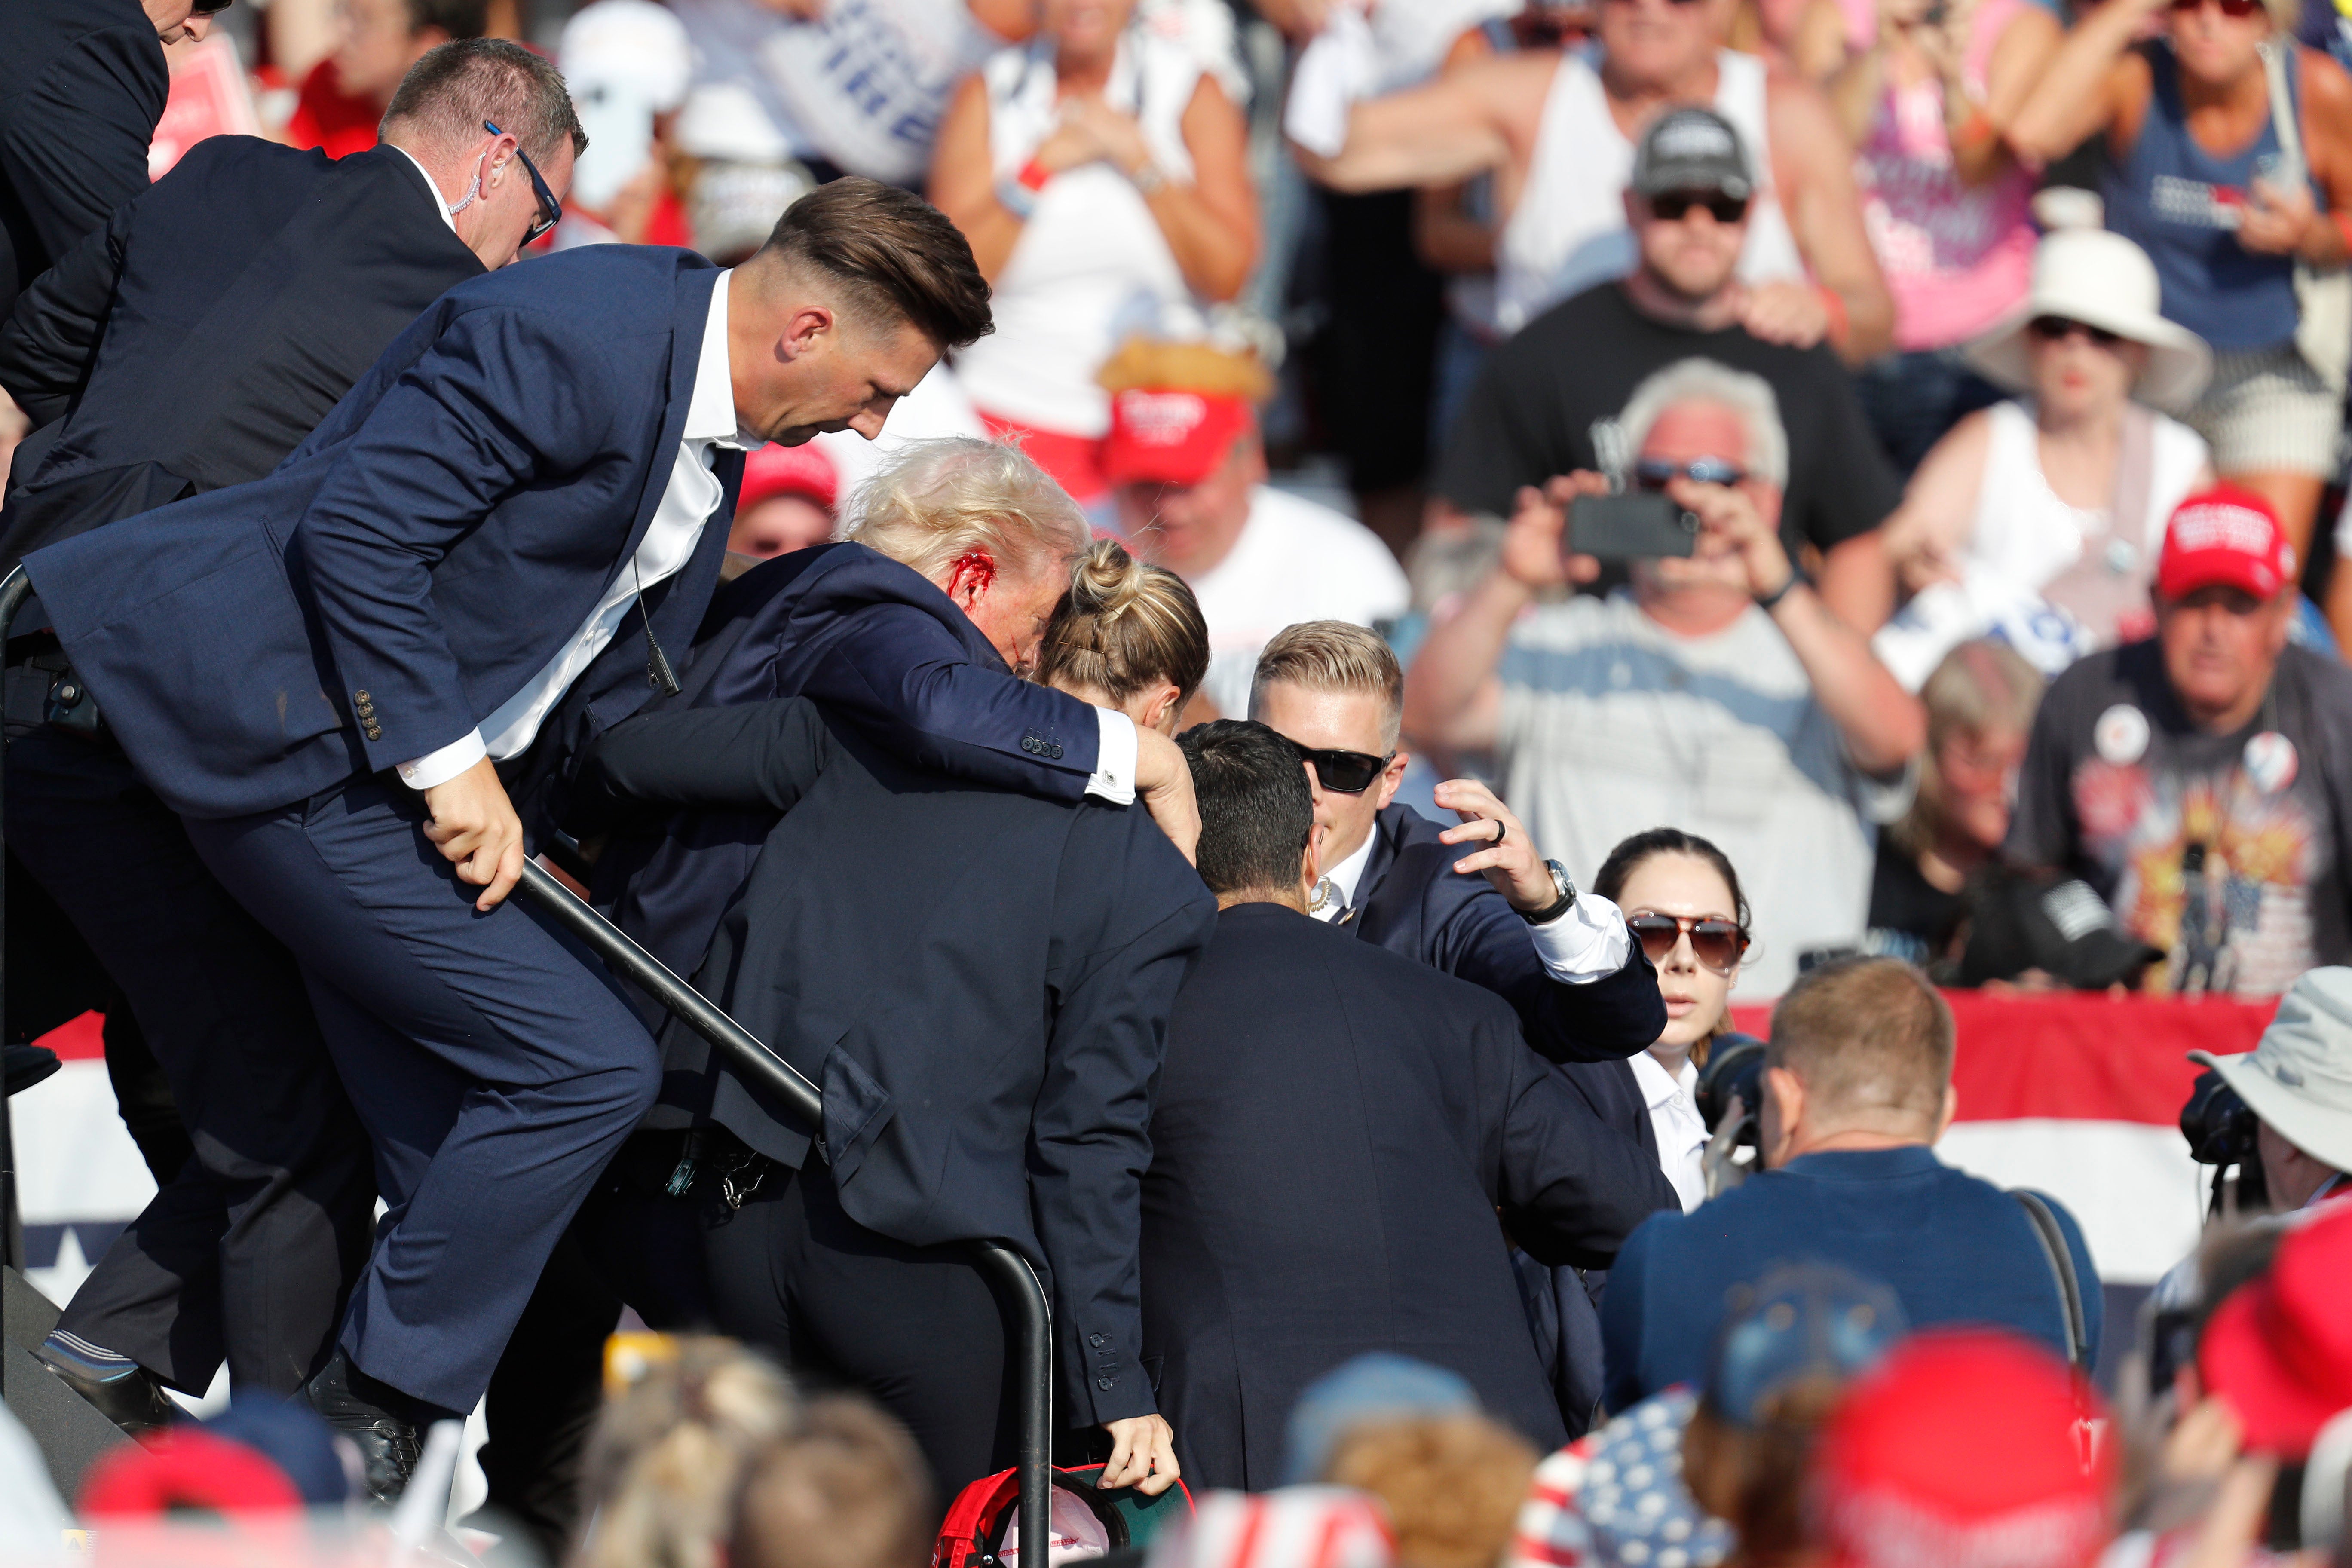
[1635,455,1746,489]
[1287,738,1395,795]
[1648,190,1749,224]
[2028,315,2123,349]
[1627,912,1748,972]
[484,120,563,245]
[188,0,235,14]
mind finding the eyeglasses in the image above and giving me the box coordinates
[188,0,235,14]
[1627,912,1748,972]
[2171,0,2264,18]
[484,120,563,246]
[1635,456,1747,489]
[1647,190,1749,224]
[2027,315,2124,348]
[1286,738,1396,795]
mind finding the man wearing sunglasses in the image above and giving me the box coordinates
[1407,358,1925,999]
[1430,108,1901,630]
[0,39,572,1449]
[1249,621,1666,1068]
[0,0,225,319]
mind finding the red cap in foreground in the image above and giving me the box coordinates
[738,441,839,515]
[2199,1202,2352,1458]
[1816,1329,2110,1568]
[1100,388,1253,490]
[2156,486,2296,602]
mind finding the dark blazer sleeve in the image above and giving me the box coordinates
[585,698,835,816]
[1,24,165,267]
[1427,885,1665,1063]
[1490,1018,1680,1271]
[1598,1216,1667,1415]
[293,304,624,768]
[0,199,127,426]
[799,600,1101,801]
[1035,814,1217,1426]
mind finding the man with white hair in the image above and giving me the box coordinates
[1406,359,1925,995]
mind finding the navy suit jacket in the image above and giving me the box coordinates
[1349,802,1663,1063]
[1142,903,1680,1490]
[25,247,737,820]
[0,138,484,569]
[578,541,1113,989]
[585,695,1217,1428]
[0,0,168,317]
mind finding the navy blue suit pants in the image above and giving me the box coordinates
[184,777,662,1414]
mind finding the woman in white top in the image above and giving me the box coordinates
[1590,828,1754,1213]
[930,0,1256,507]
[1872,227,2214,683]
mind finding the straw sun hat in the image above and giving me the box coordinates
[1964,228,2214,415]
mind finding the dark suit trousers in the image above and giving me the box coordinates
[183,778,662,1415]
[700,1160,1017,1504]
[7,726,373,1393]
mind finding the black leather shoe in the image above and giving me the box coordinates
[304,1350,421,1504]
[34,1341,176,1434]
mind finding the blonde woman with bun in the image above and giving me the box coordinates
[1035,537,1210,736]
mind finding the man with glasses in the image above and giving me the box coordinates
[1406,357,1926,998]
[1428,108,1902,628]
[1247,620,1666,1067]
[0,38,575,1451]
[0,0,226,319]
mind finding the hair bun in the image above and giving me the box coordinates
[1072,536,1148,621]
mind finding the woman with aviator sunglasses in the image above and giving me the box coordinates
[2009,0,2352,570]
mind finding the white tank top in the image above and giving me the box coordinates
[1494,49,1805,334]
[954,31,1206,437]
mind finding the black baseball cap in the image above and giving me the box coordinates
[1632,106,1755,201]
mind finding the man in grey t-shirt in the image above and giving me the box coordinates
[1405,358,1925,997]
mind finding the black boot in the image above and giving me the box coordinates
[34,1333,177,1434]
[303,1348,424,1504]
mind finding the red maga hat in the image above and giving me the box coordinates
[2156,486,2296,602]
[738,441,839,515]
[2199,1202,2352,1458]
[1100,387,1253,490]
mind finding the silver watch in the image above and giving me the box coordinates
[1520,858,1577,925]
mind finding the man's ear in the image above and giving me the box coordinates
[1622,187,1645,227]
[1373,747,1410,811]
[944,549,998,609]
[1302,821,1327,890]
[1936,1082,1958,1141]
[1761,1065,1804,1169]
[778,302,837,362]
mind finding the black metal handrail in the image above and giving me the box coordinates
[514,860,1055,1542]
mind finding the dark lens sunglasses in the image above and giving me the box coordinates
[2171,0,2263,17]
[1627,912,1748,972]
[484,120,563,245]
[1635,455,1747,489]
[1287,738,1396,795]
[1648,190,1749,224]
[188,0,234,14]
[2027,315,2123,349]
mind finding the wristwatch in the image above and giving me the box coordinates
[1520,858,1577,925]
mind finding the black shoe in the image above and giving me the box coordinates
[304,1349,422,1505]
[34,1339,176,1434]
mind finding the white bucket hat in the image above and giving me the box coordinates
[2190,966,2352,1174]
[1964,229,2214,415]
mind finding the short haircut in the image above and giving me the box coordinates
[1180,720,1315,897]
[1324,1415,1537,1568]
[730,1395,932,1568]
[381,38,586,163]
[404,0,487,39]
[1250,621,1405,750]
[755,178,992,352]
[844,436,1089,592]
[1616,358,1789,489]
[1035,537,1210,707]
[1766,957,1954,1127]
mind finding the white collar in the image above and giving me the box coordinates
[388,145,462,235]
[1320,830,1378,912]
[686,271,755,448]
[1628,1050,1698,1111]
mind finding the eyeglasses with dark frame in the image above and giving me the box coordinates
[2027,315,2124,349]
[483,120,563,246]
[1286,738,1396,795]
[188,0,236,15]
[1626,911,1749,972]
[1635,455,1747,490]
[1647,190,1750,225]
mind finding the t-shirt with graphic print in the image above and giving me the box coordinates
[2006,639,2352,998]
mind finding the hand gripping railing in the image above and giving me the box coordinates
[514,859,1055,1542]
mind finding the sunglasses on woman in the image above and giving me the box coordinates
[2027,315,2123,349]
[1286,738,1395,795]
[1626,911,1748,972]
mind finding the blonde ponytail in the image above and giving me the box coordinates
[1034,539,1209,708]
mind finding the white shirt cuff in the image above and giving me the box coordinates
[1528,892,1633,983]
[1085,708,1138,805]
[397,729,488,790]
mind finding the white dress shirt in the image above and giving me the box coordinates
[400,272,754,789]
[1631,1050,1709,1213]
[390,146,462,234]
